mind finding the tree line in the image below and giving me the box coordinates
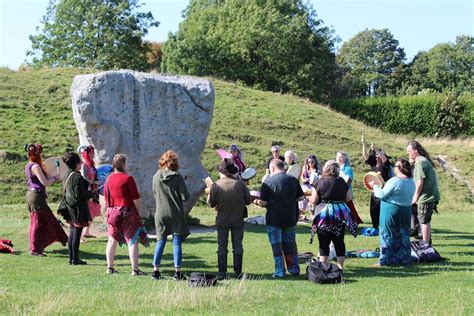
[27,0,473,134]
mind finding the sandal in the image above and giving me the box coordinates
[131,269,146,276]
[107,267,119,274]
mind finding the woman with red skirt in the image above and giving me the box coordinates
[24,144,68,256]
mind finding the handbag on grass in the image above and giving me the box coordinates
[306,259,343,284]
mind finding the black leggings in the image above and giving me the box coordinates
[68,226,83,262]
[317,229,346,257]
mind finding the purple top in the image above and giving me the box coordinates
[25,162,45,194]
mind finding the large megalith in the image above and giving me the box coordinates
[70,70,214,217]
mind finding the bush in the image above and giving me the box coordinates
[329,94,472,137]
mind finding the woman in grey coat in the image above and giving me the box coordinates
[151,150,190,281]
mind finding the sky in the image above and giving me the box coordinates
[0,0,472,70]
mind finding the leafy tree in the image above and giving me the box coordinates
[336,28,405,97]
[161,0,337,100]
[27,0,159,70]
[401,35,473,94]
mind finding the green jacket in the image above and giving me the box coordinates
[63,170,92,224]
[153,169,190,240]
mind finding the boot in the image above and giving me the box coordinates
[233,253,243,278]
[217,254,227,280]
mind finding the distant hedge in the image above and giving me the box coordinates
[329,94,472,137]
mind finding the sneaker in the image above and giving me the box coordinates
[71,259,87,265]
[131,269,146,276]
[174,271,186,281]
[272,273,285,278]
[151,270,161,280]
[107,267,119,274]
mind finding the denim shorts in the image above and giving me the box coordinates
[417,202,436,224]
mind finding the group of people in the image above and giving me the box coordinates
[23,139,440,279]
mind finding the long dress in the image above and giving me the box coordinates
[81,163,101,219]
[374,177,415,265]
[25,162,68,254]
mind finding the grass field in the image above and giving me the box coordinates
[0,67,473,314]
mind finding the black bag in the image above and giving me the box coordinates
[411,240,445,263]
[57,198,70,220]
[306,260,343,284]
[188,272,218,288]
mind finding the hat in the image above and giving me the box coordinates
[217,158,238,177]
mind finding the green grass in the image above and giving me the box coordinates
[0,67,473,314]
[0,204,473,314]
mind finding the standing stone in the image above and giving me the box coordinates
[71,70,214,217]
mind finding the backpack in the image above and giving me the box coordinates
[411,240,445,263]
[188,272,218,288]
[306,259,343,284]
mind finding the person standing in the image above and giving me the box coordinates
[284,150,302,180]
[24,144,68,256]
[309,160,358,271]
[207,158,251,280]
[151,150,190,281]
[372,159,415,266]
[228,144,246,174]
[254,159,304,278]
[362,138,393,228]
[77,145,101,239]
[336,151,363,224]
[61,152,92,265]
[407,141,440,243]
[264,145,284,176]
[104,154,149,275]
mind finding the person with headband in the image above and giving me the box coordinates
[24,143,68,256]
[77,145,101,240]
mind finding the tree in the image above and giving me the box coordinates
[336,28,405,97]
[401,35,473,94]
[161,0,337,100]
[27,0,159,70]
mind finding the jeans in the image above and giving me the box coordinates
[266,225,299,277]
[153,235,182,268]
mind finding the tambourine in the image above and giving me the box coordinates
[363,171,385,191]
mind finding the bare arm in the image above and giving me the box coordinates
[412,179,423,205]
[345,189,353,202]
[253,199,267,207]
[308,188,319,205]
[32,164,57,187]
[133,198,141,214]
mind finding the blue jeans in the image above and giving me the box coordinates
[153,235,182,268]
[266,225,300,277]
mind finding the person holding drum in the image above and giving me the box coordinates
[77,145,101,240]
[361,137,393,228]
[228,144,246,174]
[299,154,321,220]
[24,144,68,256]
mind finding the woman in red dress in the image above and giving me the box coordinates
[24,143,68,256]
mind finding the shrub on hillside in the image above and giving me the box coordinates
[329,94,472,137]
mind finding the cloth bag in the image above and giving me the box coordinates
[306,259,343,284]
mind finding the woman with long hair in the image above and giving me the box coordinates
[372,158,415,265]
[104,154,149,275]
[77,145,101,239]
[24,143,68,256]
[151,150,190,280]
[299,154,321,219]
[228,144,246,174]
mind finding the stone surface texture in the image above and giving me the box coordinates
[71,70,214,217]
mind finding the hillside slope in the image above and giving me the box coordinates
[0,68,472,214]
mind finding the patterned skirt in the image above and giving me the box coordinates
[379,201,412,265]
[106,206,149,247]
[312,201,358,237]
